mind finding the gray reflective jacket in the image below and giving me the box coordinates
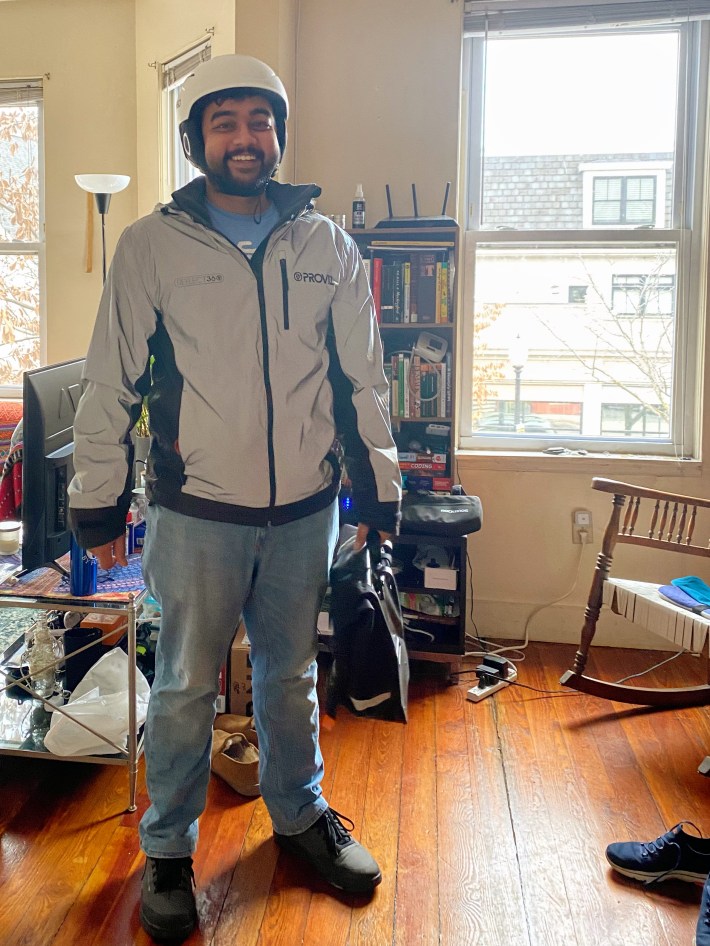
[69,178,401,548]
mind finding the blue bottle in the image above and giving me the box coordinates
[70,534,97,596]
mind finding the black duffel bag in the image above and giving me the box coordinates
[327,531,409,722]
[400,491,483,537]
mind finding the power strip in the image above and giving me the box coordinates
[466,666,518,703]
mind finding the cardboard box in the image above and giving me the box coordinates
[216,662,227,714]
[228,622,253,716]
[424,567,458,591]
[80,612,128,646]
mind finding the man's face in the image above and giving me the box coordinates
[201,94,281,198]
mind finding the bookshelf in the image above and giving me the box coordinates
[347,225,458,492]
[347,224,466,661]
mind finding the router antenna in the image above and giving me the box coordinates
[442,182,451,216]
[411,183,419,218]
[385,184,393,219]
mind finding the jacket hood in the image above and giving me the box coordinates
[158,176,322,229]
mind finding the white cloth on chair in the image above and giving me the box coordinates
[603,577,710,653]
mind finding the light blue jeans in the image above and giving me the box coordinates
[138,500,339,858]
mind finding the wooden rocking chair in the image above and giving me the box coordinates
[560,477,710,707]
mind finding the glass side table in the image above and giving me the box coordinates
[0,553,147,812]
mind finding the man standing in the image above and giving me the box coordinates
[69,54,401,942]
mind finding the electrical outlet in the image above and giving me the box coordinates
[572,508,593,544]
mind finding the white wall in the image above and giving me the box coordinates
[293,0,462,227]
[0,0,137,363]
[134,0,236,215]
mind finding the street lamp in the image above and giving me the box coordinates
[509,334,528,431]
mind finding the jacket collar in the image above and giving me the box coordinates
[162,177,322,230]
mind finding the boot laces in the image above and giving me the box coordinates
[318,808,355,853]
[151,857,194,893]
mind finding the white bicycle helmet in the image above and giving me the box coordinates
[177,54,289,173]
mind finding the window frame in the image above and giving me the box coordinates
[0,82,45,396]
[159,41,211,202]
[459,18,709,458]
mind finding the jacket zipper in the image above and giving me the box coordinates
[251,247,277,509]
[279,258,290,330]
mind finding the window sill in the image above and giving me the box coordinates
[455,449,702,478]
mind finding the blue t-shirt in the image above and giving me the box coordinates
[206,200,279,258]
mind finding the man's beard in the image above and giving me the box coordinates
[205,150,278,197]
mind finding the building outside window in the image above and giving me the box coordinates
[460,2,709,457]
[601,403,670,438]
[160,41,210,201]
[0,79,42,393]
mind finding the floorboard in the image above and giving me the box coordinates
[0,642,707,945]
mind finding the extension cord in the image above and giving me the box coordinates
[466,666,518,703]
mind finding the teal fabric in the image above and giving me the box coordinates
[670,575,710,606]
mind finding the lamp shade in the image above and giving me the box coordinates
[74,174,130,194]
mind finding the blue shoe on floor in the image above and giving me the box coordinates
[696,871,710,945]
[606,822,710,885]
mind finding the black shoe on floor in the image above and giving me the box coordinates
[139,855,197,942]
[274,807,382,894]
[606,822,710,885]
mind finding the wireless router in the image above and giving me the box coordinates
[375,182,457,228]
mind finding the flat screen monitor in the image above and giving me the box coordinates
[22,358,85,576]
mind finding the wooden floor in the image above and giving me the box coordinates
[2,641,710,946]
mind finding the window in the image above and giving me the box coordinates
[611,274,675,316]
[568,286,587,304]
[461,2,710,456]
[0,79,42,391]
[592,175,656,226]
[160,41,211,201]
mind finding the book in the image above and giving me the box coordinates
[439,258,449,322]
[411,354,421,417]
[368,241,455,248]
[371,256,383,323]
[403,261,411,323]
[398,353,406,418]
[391,354,399,416]
[380,263,395,323]
[392,260,404,323]
[444,352,452,415]
[438,361,446,417]
[398,461,448,472]
[397,452,448,463]
[415,252,448,323]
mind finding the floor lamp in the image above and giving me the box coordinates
[75,174,130,283]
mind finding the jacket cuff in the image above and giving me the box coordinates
[351,494,401,535]
[70,500,131,550]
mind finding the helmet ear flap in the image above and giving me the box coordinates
[179,119,207,173]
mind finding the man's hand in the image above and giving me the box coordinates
[354,523,394,551]
[89,535,128,570]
